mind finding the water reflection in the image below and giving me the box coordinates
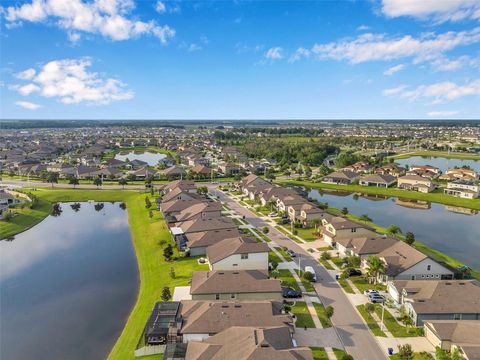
[307,189,480,270]
[115,151,166,166]
[0,202,138,360]
[395,156,480,172]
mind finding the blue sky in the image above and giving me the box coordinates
[1,0,479,120]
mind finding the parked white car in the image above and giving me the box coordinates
[304,266,317,282]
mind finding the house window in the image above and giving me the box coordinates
[453,314,462,320]
[351,228,357,233]
[427,265,431,271]
[421,275,425,278]
[230,293,236,299]
[241,254,249,260]
[215,294,220,300]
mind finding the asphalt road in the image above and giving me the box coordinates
[212,186,388,360]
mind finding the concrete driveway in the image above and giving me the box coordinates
[212,186,388,360]
[293,328,344,348]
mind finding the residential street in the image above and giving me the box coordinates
[211,185,388,360]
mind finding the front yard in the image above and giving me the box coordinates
[291,301,315,328]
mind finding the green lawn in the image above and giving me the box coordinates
[349,277,386,293]
[277,269,300,291]
[269,251,282,265]
[333,348,351,360]
[374,305,423,337]
[311,347,329,360]
[337,278,355,294]
[275,246,293,262]
[356,305,387,337]
[275,225,304,243]
[389,150,480,161]
[294,227,318,242]
[291,301,315,328]
[294,269,316,292]
[390,352,434,360]
[331,257,345,269]
[0,196,52,239]
[312,301,332,328]
[16,189,209,360]
[277,180,480,210]
[319,258,334,270]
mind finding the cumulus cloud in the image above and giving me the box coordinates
[383,64,405,76]
[383,79,480,103]
[265,47,283,60]
[15,100,42,110]
[12,58,134,105]
[3,0,175,43]
[16,68,36,80]
[381,0,480,22]
[307,27,480,64]
[427,110,460,117]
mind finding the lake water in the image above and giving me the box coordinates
[0,202,138,360]
[308,189,480,271]
[395,156,480,172]
[115,151,166,166]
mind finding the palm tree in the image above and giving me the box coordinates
[366,256,386,285]
[311,219,321,234]
[359,214,372,223]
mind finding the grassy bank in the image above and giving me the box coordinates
[0,196,52,239]
[6,188,208,360]
[276,180,480,210]
[389,150,480,160]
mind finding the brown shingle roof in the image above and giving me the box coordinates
[206,236,269,264]
[187,228,241,249]
[190,270,281,295]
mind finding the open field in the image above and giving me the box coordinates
[276,180,480,210]
[2,188,208,360]
[389,150,480,161]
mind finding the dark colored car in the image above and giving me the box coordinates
[286,249,296,257]
[282,286,302,298]
[344,268,362,277]
[281,218,290,224]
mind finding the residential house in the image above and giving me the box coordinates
[343,161,372,173]
[440,168,478,182]
[322,216,376,246]
[186,228,241,256]
[185,326,313,360]
[128,166,157,180]
[163,180,196,194]
[162,188,204,204]
[387,280,480,326]
[397,175,435,193]
[191,165,214,176]
[407,165,441,179]
[424,320,480,358]
[206,236,269,271]
[178,300,292,342]
[170,202,223,224]
[359,174,397,188]
[170,218,237,250]
[189,270,282,300]
[218,162,240,176]
[295,202,331,227]
[165,165,187,180]
[444,180,479,199]
[375,164,406,177]
[322,170,359,185]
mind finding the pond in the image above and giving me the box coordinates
[115,151,166,166]
[307,189,480,271]
[0,202,138,360]
[395,156,480,172]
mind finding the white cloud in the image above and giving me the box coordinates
[381,0,480,22]
[68,32,81,43]
[383,85,408,96]
[16,68,36,80]
[289,47,311,63]
[357,25,370,31]
[3,0,175,43]
[12,58,134,105]
[155,1,166,14]
[307,27,480,65]
[16,100,42,110]
[383,63,405,76]
[265,47,283,60]
[427,110,460,117]
[383,79,480,103]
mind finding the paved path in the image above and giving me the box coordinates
[212,186,388,360]
[294,328,344,349]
